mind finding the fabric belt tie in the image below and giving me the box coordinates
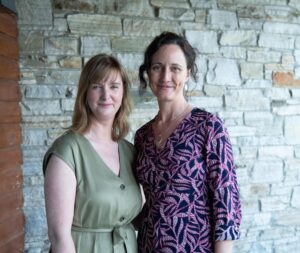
[72,225,128,253]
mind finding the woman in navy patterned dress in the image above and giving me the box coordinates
[134,32,242,253]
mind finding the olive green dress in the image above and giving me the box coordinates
[43,130,142,253]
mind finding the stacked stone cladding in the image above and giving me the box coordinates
[15,0,300,252]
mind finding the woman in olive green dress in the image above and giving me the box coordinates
[43,54,142,253]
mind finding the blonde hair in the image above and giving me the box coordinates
[71,54,132,141]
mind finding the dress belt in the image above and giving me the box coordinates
[72,224,129,253]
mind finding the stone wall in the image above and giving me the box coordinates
[15,0,300,252]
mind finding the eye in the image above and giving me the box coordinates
[171,66,182,72]
[111,83,120,89]
[91,83,102,89]
[151,64,162,72]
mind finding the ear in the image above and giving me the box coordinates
[185,69,191,82]
[146,70,153,89]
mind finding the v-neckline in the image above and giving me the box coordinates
[79,133,123,178]
[151,108,194,151]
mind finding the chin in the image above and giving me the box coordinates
[156,96,174,102]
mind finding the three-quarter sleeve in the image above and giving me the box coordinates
[206,115,242,241]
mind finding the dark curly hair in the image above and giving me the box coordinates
[139,31,198,94]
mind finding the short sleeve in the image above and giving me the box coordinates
[206,115,242,241]
[43,132,77,175]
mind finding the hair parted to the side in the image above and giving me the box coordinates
[71,54,132,141]
[139,31,198,94]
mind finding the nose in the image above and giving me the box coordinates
[100,85,109,100]
[161,67,171,81]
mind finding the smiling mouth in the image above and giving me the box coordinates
[159,85,173,88]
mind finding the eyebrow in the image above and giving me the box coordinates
[151,63,183,69]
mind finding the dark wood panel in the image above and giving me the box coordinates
[0,101,21,123]
[0,5,24,252]
[0,164,23,194]
[0,124,22,148]
[0,213,24,248]
[0,233,24,253]
[0,6,17,38]
[0,56,19,80]
[0,79,20,102]
[0,33,18,59]
[0,190,23,222]
[0,147,22,170]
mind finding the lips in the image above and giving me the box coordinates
[97,103,112,106]
[158,85,173,88]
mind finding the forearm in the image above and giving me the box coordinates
[49,233,76,253]
[215,240,233,253]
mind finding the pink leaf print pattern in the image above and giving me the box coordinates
[135,108,242,253]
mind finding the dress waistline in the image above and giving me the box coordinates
[71,224,132,253]
[72,225,113,233]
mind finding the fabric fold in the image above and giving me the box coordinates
[72,225,132,253]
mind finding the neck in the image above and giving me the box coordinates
[85,119,114,142]
[157,99,189,122]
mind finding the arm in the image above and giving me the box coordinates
[132,129,146,230]
[215,240,233,253]
[44,155,77,253]
[131,185,146,230]
[206,116,241,249]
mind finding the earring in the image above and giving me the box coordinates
[184,82,189,91]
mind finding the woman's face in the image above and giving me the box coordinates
[148,44,190,102]
[86,71,124,122]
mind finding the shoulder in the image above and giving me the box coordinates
[52,130,78,147]
[189,108,228,143]
[191,107,225,129]
[134,119,153,145]
[48,130,85,157]
[43,130,81,174]
[135,119,153,136]
[120,138,135,154]
[190,108,222,123]
[119,138,136,163]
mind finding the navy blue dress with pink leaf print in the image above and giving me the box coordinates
[134,108,241,253]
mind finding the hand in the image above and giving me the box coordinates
[215,240,233,253]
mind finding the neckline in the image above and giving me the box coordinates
[151,107,195,151]
[77,132,123,179]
